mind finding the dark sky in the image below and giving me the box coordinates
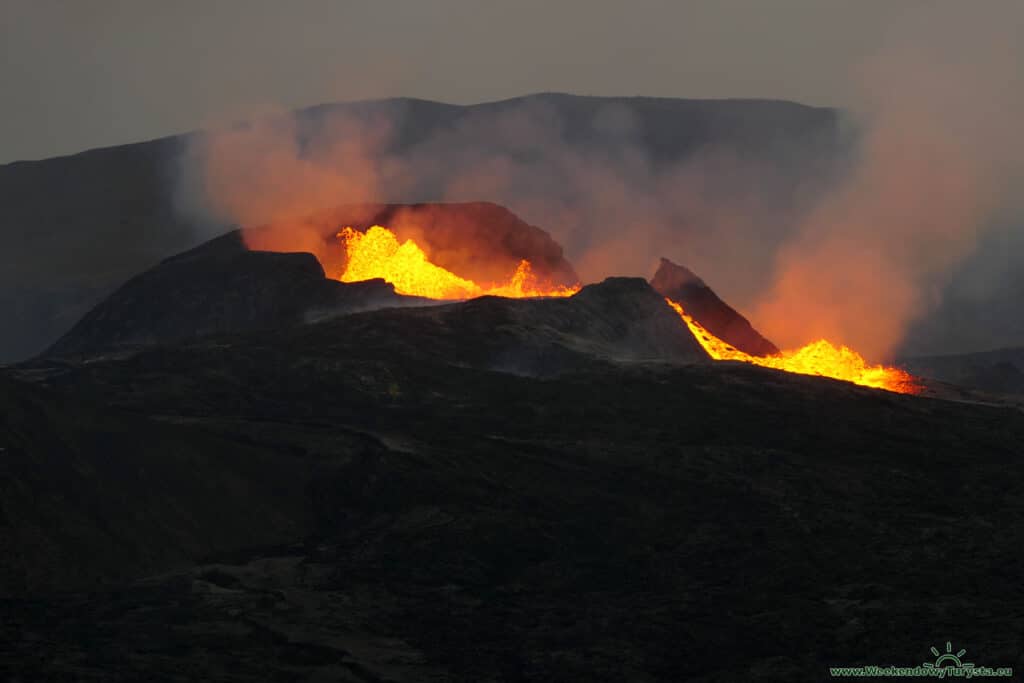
[0,0,962,163]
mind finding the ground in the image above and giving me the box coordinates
[4,293,1024,681]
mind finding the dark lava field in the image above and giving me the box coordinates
[4,262,1024,680]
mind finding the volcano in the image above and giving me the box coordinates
[43,202,584,358]
[45,212,919,396]
[0,95,843,363]
[44,230,705,372]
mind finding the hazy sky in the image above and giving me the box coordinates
[0,0,1011,163]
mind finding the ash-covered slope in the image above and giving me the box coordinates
[45,230,417,357]
[651,257,779,356]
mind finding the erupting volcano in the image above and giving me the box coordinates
[337,225,580,299]
[235,212,926,395]
[666,299,919,394]
[333,225,918,393]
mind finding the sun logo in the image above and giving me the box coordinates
[923,641,974,670]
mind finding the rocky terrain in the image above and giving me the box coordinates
[4,249,1024,680]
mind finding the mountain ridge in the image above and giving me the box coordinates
[1,93,836,167]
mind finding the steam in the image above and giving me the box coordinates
[177,107,395,264]
[751,8,1024,359]
[176,6,1024,361]
[178,96,828,304]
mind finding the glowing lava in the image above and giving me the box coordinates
[337,225,580,299]
[666,299,919,394]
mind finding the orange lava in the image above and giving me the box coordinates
[337,225,580,299]
[665,299,920,394]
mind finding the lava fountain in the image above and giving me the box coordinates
[337,225,580,299]
[666,299,919,394]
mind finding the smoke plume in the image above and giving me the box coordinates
[178,95,828,307]
[752,8,1024,359]
[176,6,1024,361]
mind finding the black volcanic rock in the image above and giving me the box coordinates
[45,230,414,357]
[651,257,779,356]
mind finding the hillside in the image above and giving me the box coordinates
[5,273,1024,680]
[45,230,415,357]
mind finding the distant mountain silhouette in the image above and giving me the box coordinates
[0,93,843,362]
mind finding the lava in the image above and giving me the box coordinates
[337,225,580,299]
[666,298,920,394]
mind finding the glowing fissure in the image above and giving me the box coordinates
[334,224,914,393]
[666,298,919,394]
[337,225,580,299]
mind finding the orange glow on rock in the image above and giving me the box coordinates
[666,298,920,394]
[337,225,580,299]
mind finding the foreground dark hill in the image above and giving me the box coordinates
[7,277,705,598]
[0,93,843,362]
[6,274,1024,680]
[0,373,309,593]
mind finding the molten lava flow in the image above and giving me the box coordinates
[665,299,920,394]
[337,225,580,299]
[338,225,477,299]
